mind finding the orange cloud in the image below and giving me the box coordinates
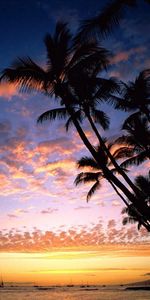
[0,220,149,252]
[0,83,18,99]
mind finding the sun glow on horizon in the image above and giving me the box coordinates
[0,245,150,285]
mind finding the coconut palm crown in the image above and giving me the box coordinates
[115,69,150,122]
[122,173,150,230]
[115,114,150,169]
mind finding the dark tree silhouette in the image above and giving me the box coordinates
[122,173,150,229]
[75,0,137,43]
[115,114,150,169]
[0,20,150,230]
[115,70,150,122]
[75,0,150,44]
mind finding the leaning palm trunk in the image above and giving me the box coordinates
[104,180,150,230]
[108,180,130,207]
[85,110,147,199]
[64,101,150,231]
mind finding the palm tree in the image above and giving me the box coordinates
[135,173,150,203]
[75,150,150,230]
[122,173,150,229]
[122,205,143,230]
[115,114,150,169]
[115,69,150,122]
[36,47,147,208]
[62,58,149,202]
[1,22,150,231]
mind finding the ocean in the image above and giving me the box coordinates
[0,286,150,300]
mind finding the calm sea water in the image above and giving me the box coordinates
[0,286,150,300]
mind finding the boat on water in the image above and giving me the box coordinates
[67,284,74,287]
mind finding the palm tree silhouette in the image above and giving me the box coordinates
[75,0,136,43]
[36,41,146,210]
[116,114,150,169]
[75,148,150,230]
[75,0,150,44]
[1,22,150,230]
[115,69,150,122]
[122,173,150,229]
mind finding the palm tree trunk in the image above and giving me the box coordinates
[86,111,147,199]
[65,104,150,230]
[109,180,150,231]
[109,180,130,207]
[64,101,150,231]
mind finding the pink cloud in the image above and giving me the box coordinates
[7,214,18,218]
[111,46,146,64]
[40,208,59,214]
[111,51,130,64]
[112,200,121,207]
[74,206,91,210]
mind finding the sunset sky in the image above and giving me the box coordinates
[0,0,150,286]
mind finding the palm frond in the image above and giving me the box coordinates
[74,172,102,186]
[69,41,110,72]
[122,216,137,225]
[120,152,148,168]
[75,0,136,43]
[65,109,83,131]
[135,175,150,199]
[68,44,110,78]
[87,180,101,202]
[1,57,48,93]
[116,114,150,157]
[65,116,73,132]
[121,206,128,214]
[121,204,142,229]
[115,135,139,147]
[77,156,100,170]
[118,69,150,120]
[112,146,135,160]
[44,22,72,77]
[92,109,110,130]
[37,107,69,123]
[122,111,142,127]
[94,77,121,100]
[122,114,149,132]
[138,222,142,230]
